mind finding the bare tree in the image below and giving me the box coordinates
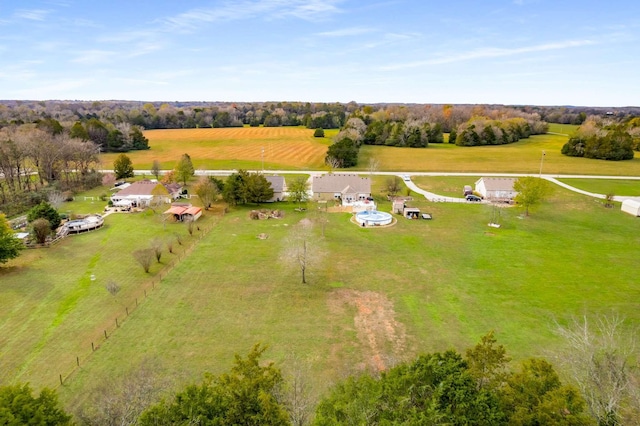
[186,218,194,236]
[604,193,615,208]
[279,354,316,426]
[166,238,174,254]
[102,172,116,187]
[47,190,65,210]
[150,238,163,263]
[151,159,161,180]
[105,280,121,296]
[385,176,402,198]
[554,314,639,424]
[325,156,342,172]
[314,205,329,238]
[77,361,170,426]
[133,249,154,273]
[367,157,380,177]
[282,221,324,284]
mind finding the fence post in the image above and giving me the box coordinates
[77,356,80,367]
[104,330,108,339]
[59,374,63,385]
[91,342,94,351]
[116,317,119,327]
[126,307,129,316]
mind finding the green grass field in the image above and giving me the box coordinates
[3,179,640,414]
[100,126,640,176]
[556,178,640,196]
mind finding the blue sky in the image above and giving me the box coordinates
[1,0,638,106]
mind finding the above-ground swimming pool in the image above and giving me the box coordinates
[355,210,393,226]
[62,214,105,234]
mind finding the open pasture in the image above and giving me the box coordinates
[98,126,640,176]
[2,180,639,412]
[0,206,220,391]
[100,127,332,171]
[359,133,640,176]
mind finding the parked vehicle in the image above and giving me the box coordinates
[466,194,482,202]
[402,175,411,182]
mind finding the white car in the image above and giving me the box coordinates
[402,175,411,182]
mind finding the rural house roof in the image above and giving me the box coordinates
[312,174,371,194]
[184,206,202,215]
[265,175,285,192]
[164,182,182,194]
[114,180,169,196]
[476,177,517,192]
[164,205,201,215]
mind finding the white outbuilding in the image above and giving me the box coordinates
[621,199,640,216]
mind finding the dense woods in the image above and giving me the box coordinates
[562,117,639,161]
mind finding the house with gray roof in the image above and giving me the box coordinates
[475,177,518,202]
[264,175,286,202]
[311,173,371,204]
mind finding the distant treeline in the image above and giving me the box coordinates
[324,105,549,167]
[562,117,640,161]
[1,100,637,133]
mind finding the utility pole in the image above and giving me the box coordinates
[261,147,265,172]
[539,150,546,177]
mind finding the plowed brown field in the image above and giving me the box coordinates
[100,127,331,170]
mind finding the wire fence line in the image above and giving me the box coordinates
[52,219,218,390]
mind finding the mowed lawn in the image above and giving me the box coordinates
[359,133,640,175]
[99,126,640,176]
[29,185,636,411]
[556,178,640,196]
[0,208,221,390]
[100,127,333,171]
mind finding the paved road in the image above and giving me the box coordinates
[122,169,640,203]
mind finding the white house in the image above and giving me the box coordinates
[111,180,178,208]
[475,178,518,202]
[621,199,640,216]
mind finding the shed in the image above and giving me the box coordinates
[621,199,640,216]
[403,207,421,219]
[392,199,406,214]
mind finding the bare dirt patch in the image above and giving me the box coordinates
[327,289,406,372]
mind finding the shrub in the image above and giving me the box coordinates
[27,201,61,230]
[314,128,325,137]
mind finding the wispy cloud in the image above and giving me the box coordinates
[71,50,118,65]
[316,26,374,37]
[162,0,343,31]
[382,39,595,70]
[14,9,51,21]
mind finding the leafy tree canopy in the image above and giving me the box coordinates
[113,153,134,179]
[0,213,23,264]
[325,138,359,168]
[175,153,195,185]
[27,201,61,230]
[0,383,72,425]
[139,344,289,425]
[514,177,552,217]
